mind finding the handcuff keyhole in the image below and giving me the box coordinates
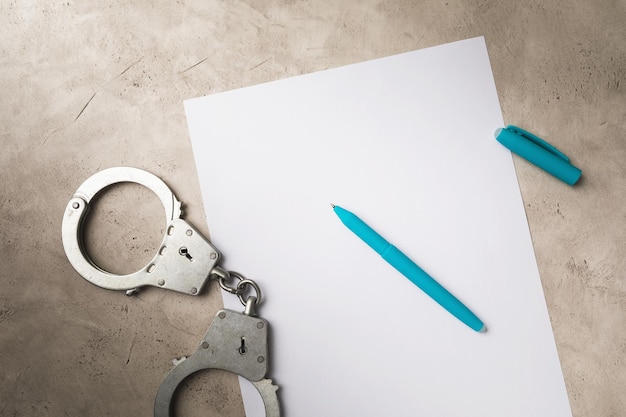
[179,247,193,261]
[239,337,247,355]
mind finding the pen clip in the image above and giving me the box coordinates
[506,125,570,163]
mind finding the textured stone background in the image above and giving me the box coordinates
[1,1,624,416]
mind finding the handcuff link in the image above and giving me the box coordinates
[61,167,221,296]
[155,297,279,417]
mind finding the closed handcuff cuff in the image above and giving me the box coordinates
[61,167,280,417]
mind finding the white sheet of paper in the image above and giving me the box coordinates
[184,37,572,417]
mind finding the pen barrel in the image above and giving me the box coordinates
[382,245,484,331]
[496,128,581,185]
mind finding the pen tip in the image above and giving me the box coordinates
[330,203,335,208]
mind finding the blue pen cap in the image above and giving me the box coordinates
[495,125,582,185]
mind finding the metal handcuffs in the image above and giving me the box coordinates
[61,167,280,417]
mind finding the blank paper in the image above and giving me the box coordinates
[184,37,572,417]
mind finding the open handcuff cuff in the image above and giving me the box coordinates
[61,167,280,417]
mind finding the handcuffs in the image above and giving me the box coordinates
[61,167,280,417]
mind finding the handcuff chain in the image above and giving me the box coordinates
[211,266,263,306]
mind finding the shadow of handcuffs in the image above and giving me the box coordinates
[61,167,280,417]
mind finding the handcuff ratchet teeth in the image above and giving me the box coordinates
[61,167,221,296]
[61,167,281,416]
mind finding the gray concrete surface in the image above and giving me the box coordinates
[1,1,624,416]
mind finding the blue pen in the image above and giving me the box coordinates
[332,204,486,332]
